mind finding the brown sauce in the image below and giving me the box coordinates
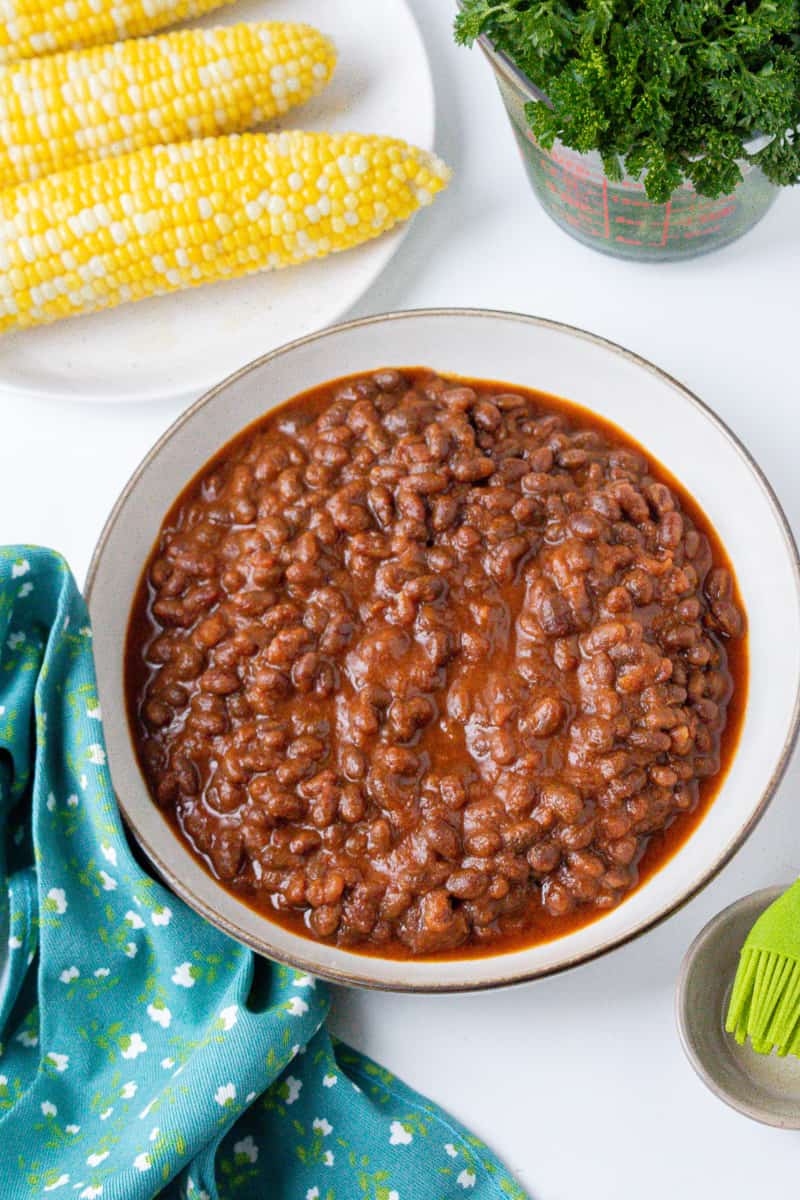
[125,368,747,960]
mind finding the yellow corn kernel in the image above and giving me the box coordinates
[0,0,236,64]
[0,132,451,332]
[0,24,336,190]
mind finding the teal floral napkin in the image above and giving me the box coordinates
[0,546,526,1200]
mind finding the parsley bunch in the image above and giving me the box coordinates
[455,0,800,201]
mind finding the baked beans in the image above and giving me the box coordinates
[126,369,747,957]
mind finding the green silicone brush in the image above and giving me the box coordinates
[726,880,800,1055]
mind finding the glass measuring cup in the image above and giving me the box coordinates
[477,31,778,261]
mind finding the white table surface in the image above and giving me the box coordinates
[3,2,800,1196]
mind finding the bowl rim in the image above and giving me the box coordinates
[674,884,800,1129]
[85,307,800,992]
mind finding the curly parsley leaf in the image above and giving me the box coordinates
[455,0,800,201]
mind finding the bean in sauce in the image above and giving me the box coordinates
[126,369,747,958]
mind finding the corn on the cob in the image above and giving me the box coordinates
[0,0,235,65]
[0,131,450,332]
[0,23,337,190]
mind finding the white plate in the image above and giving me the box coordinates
[87,309,800,992]
[0,0,434,405]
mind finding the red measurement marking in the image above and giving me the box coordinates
[602,177,610,239]
[550,150,593,177]
[559,191,596,214]
[661,200,672,247]
[614,235,644,245]
[694,194,734,210]
[564,209,605,235]
[683,223,723,239]
[614,216,642,226]
[697,205,735,223]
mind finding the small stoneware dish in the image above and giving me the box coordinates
[85,308,800,992]
[676,885,800,1128]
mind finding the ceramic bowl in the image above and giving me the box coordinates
[85,308,800,992]
[676,886,800,1128]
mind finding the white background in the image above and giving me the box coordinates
[2,2,800,1196]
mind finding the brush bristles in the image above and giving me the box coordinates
[726,947,800,1056]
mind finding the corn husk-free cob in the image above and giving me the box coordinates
[0,131,450,332]
[0,23,337,189]
[0,0,235,65]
